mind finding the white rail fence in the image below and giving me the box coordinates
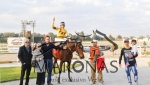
[0,44,8,52]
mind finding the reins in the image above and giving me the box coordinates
[66,42,77,52]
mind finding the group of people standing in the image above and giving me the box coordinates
[18,36,66,85]
[17,17,138,85]
[18,17,67,85]
[89,38,138,85]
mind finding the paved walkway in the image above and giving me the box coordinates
[0,62,21,67]
[1,58,150,85]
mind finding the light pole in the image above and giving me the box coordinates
[21,21,26,37]
[21,20,36,47]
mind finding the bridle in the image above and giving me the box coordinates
[66,42,77,52]
[65,36,84,57]
[66,42,83,56]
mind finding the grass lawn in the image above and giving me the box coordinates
[0,64,80,83]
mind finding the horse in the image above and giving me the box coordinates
[52,41,85,83]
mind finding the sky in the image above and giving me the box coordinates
[0,0,150,37]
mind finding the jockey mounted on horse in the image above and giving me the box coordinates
[52,17,68,42]
[51,17,68,59]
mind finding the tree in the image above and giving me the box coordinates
[109,34,115,40]
[47,32,55,42]
[130,36,135,40]
[0,33,3,37]
[84,36,91,41]
[0,33,4,43]
[80,31,84,41]
[95,35,103,41]
[138,36,145,39]
[19,31,24,37]
[3,32,16,38]
[33,32,43,37]
[91,31,104,41]
[69,33,78,40]
[14,33,19,37]
[76,31,84,41]
[116,35,122,40]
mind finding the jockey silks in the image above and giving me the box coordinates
[51,22,68,39]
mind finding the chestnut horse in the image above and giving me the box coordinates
[53,41,85,83]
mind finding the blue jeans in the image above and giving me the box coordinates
[41,59,53,84]
[125,65,138,83]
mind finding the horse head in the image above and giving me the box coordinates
[66,37,84,59]
[75,41,85,59]
[73,32,92,59]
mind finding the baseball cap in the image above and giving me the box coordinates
[91,40,98,43]
[124,38,129,42]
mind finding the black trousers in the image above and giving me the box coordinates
[19,64,31,85]
[36,72,44,85]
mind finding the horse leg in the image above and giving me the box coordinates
[58,61,63,84]
[67,61,72,82]
[53,58,57,73]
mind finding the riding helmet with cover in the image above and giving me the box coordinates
[60,22,65,26]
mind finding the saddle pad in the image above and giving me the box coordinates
[53,49,60,59]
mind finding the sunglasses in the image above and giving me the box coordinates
[25,42,29,43]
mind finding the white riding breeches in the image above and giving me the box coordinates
[55,38,67,42]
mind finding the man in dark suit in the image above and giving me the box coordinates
[18,38,33,85]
